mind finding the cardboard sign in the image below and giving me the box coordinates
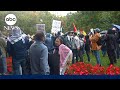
[51,20,61,33]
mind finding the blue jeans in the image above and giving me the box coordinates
[0,57,7,74]
[93,50,101,65]
[12,59,27,75]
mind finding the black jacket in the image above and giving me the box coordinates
[106,30,117,50]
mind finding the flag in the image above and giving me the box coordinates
[73,23,77,32]
[80,28,86,36]
[83,30,87,36]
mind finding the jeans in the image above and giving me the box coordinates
[93,50,101,65]
[12,59,27,75]
[0,57,7,74]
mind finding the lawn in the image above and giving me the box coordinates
[82,50,120,67]
[65,50,120,75]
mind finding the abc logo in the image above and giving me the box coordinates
[5,14,17,25]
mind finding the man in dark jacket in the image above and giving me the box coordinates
[7,27,29,75]
[112,27,120,59]
[106,29,117,65]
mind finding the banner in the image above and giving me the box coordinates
[36,24,45,31]
[51,20,61,33]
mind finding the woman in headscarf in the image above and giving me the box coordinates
[7,27,29,75]
[54,36,73,75]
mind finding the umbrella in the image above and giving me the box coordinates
[100,30,107,34]
[112,24,120,31]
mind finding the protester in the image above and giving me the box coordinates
[78,34,85,62]
[105,29,117,65]
[85,35,91,62]
[54,36,72,75]
[90,28,102,66]
[29,30,50,75]
[70,32,80,64]
[7,27,29,75]
[63,32,72,49]
[101,35,107,57]
[45,33,54,54]
[112,27,120,59]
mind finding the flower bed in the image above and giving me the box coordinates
[65,62,120,75]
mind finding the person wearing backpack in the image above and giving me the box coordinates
[7,27,30,75]
[90,28,102,66]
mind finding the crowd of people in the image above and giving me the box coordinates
[0,25,120,75]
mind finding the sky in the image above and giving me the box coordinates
[48,11,77,16]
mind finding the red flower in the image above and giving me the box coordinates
[65,62,120,75]
[6,57,12,74]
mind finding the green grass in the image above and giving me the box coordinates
[82,50,120,67]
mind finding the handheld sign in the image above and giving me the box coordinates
[51,20,61,34]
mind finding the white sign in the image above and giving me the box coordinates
[5,14,17,25]
[51,20,61,33]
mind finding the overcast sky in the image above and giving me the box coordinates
[48,11,77,16]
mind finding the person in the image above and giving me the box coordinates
[85,35,91,62]
[105,29,117,65]
[112,27,120,59]
[78,34,85,62]
[90,28,102,66]
[0,31,7,75]
[7,27,29,75]
[29,30,50,75]
[63,32,72,49]
[45,33,54,54]
[101,34,107,57]
[70,32,80,64]
[54,36,72,75]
